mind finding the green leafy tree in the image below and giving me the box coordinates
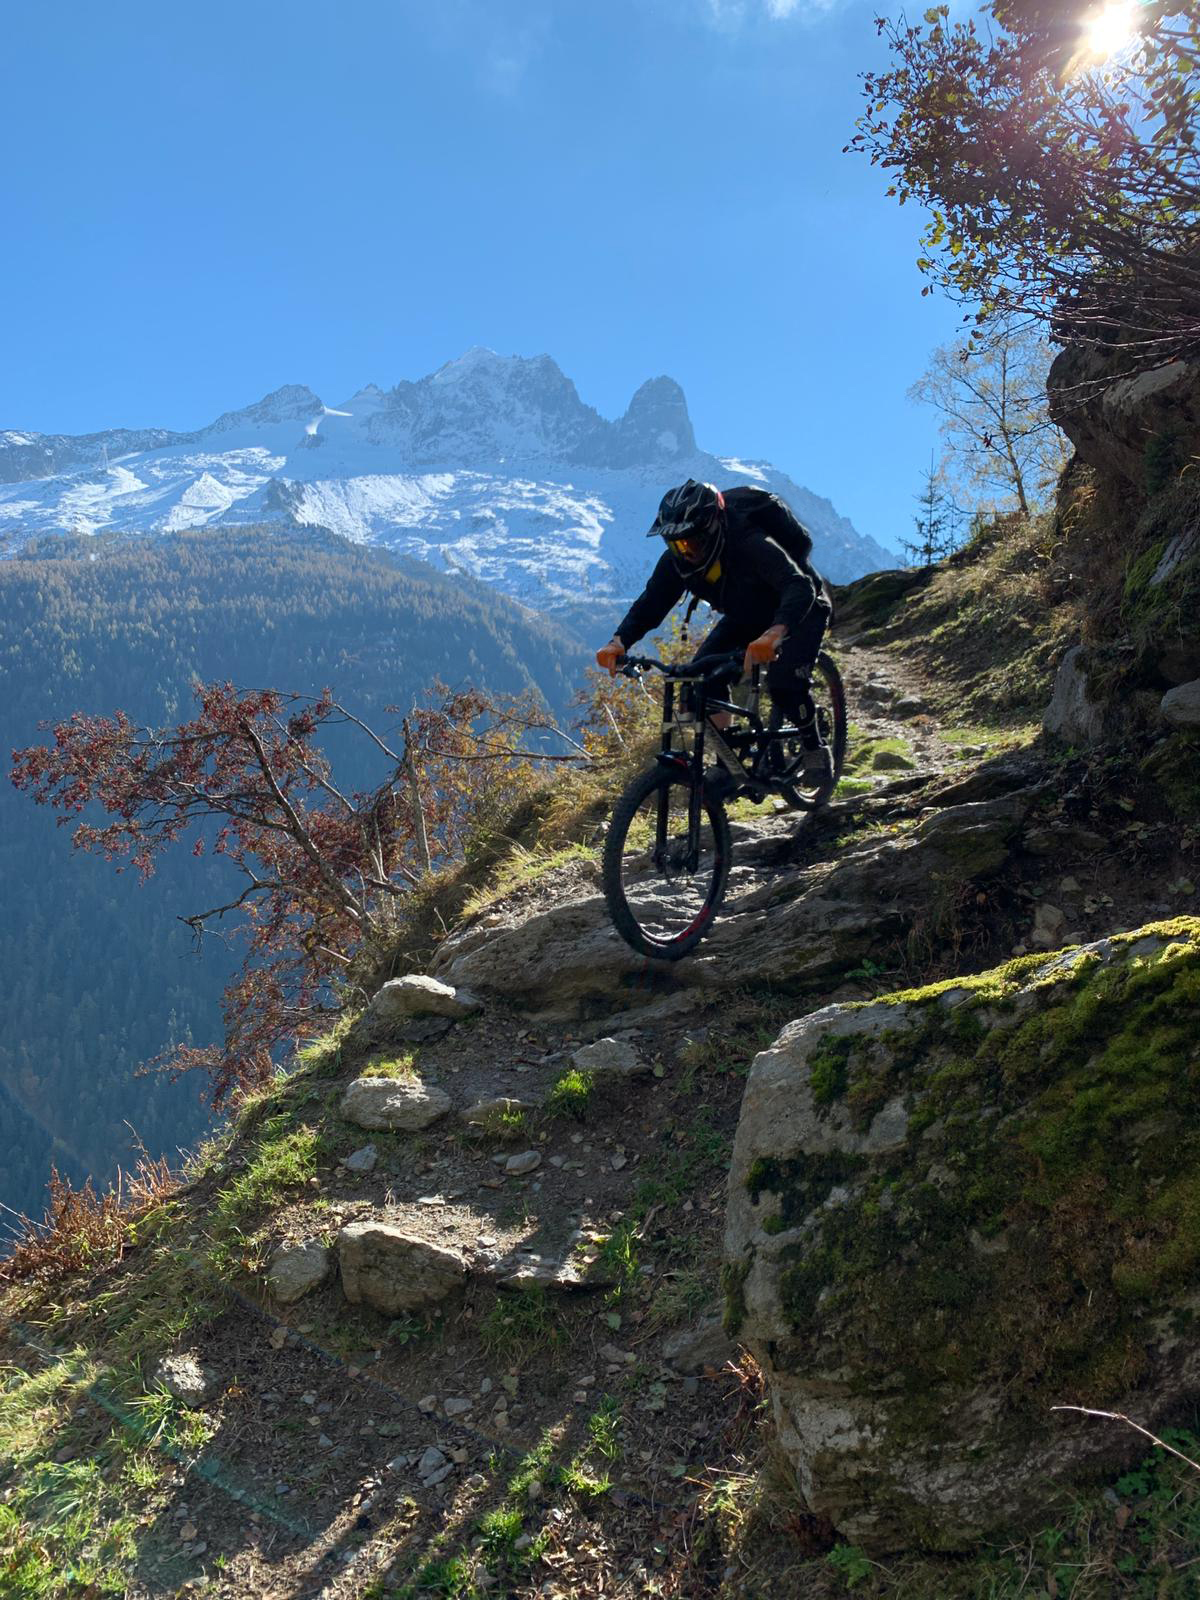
[910,315,1070,515]
[851,0,1200,364]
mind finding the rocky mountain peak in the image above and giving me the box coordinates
[578,374,696,468]
[202,384,325,436]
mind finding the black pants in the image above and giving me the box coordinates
[690,605,830,744]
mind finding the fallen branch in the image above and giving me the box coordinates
[1051,1405,1200,1475]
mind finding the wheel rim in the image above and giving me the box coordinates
[614,775,724,950]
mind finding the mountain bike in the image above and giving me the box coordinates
[601,649,847,960]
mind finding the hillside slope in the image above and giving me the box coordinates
[2,521,1198,1597]
[0,526,588,1222]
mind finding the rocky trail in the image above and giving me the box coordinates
[4,620,1199,1600]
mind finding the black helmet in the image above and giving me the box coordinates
[648,479,727,579]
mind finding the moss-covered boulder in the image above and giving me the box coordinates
[725,919,1200,1552]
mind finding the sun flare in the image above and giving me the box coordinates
[1081,0,1139,62]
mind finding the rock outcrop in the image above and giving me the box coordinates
[431,795,1029,1017]
[1048,346,1200,487]
[725,919,1200,1551]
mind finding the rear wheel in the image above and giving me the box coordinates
[602,764,732,960]
[761,650,848,810]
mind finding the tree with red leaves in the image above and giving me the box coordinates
[12,682,574,1107]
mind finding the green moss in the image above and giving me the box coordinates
[756,920,1200,1431]
[1142,733,1200,822]
[721,1260,749,1337]
[809,1036,854,1105]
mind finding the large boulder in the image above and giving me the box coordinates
[338,1218,467,1314]
[725,918,1200,1552]
[1043,645,1109,746]
[340,1075,452,1132]
[367,974,481,1023]
[1161,679,1200,728]
[1048,346,1200,487]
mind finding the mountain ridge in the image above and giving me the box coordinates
[0,350,896,613]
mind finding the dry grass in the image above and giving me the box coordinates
[0,1154,179,1287]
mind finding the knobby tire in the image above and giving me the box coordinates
[602,765,732,962]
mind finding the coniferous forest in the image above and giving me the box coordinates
[0,525,589,1223]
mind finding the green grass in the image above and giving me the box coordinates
[461,841,598,921]
[587,1396,622,1462]
[543,1068,594,1120]
[479,1288,563,1361]
[211,1114,328,1231]
[359,1050,418,1081]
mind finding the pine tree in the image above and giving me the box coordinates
[903,456,961,568]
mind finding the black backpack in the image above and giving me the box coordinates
[723,485,836,627]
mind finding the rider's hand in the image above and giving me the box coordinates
[744,625,787,674]
[596,637,626,676]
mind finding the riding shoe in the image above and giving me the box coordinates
[800,745,834,787]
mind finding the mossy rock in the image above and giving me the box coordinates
[725,919,1200,1553]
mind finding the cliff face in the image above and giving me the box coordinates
[2,520,1199,1595]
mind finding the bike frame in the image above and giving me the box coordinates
[634,655,779,870]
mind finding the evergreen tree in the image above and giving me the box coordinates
[903,457,962,568]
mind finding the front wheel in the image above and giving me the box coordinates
[602,763,732,961]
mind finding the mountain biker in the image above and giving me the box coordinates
[596,479,834,787]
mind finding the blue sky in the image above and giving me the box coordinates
[0,0,968,555]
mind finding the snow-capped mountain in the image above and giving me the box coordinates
[0,350,896,620]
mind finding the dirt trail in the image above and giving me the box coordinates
[835,637,964,786]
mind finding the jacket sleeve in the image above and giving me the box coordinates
[613,551,686,648]
[742,530,819,632]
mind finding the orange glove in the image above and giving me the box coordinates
[744,626,786,673]
[596,638,625,675]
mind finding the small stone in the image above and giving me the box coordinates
[572,1037,645,1077]
[444,1397,473,1418]
[344,1143,378,1174]
[154,1353,218,1408]
[275,1483,290,1497]
[318,1434,334,1449]
[179,1521,198,1543]
[513,1533,534,1552]
[610,1152,627,1172]
[480,1377,493,1395]
[418,1445,447,1479]
[892,695,927,717]
[599,1343,636,1366]
[526,1478,544,1502]
[466,1473,487,1489]
[1031,901,1067,948]
[505,1150,542,1176]
[477,1234,499,1248]
[549,1155,566,1169]
[501,1375,519,1396]
[1060,876,1082,895]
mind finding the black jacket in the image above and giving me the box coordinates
[614,486,825,648]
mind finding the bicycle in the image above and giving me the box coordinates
[601,648,847,961]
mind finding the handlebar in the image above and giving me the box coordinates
[617,651,747,683]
